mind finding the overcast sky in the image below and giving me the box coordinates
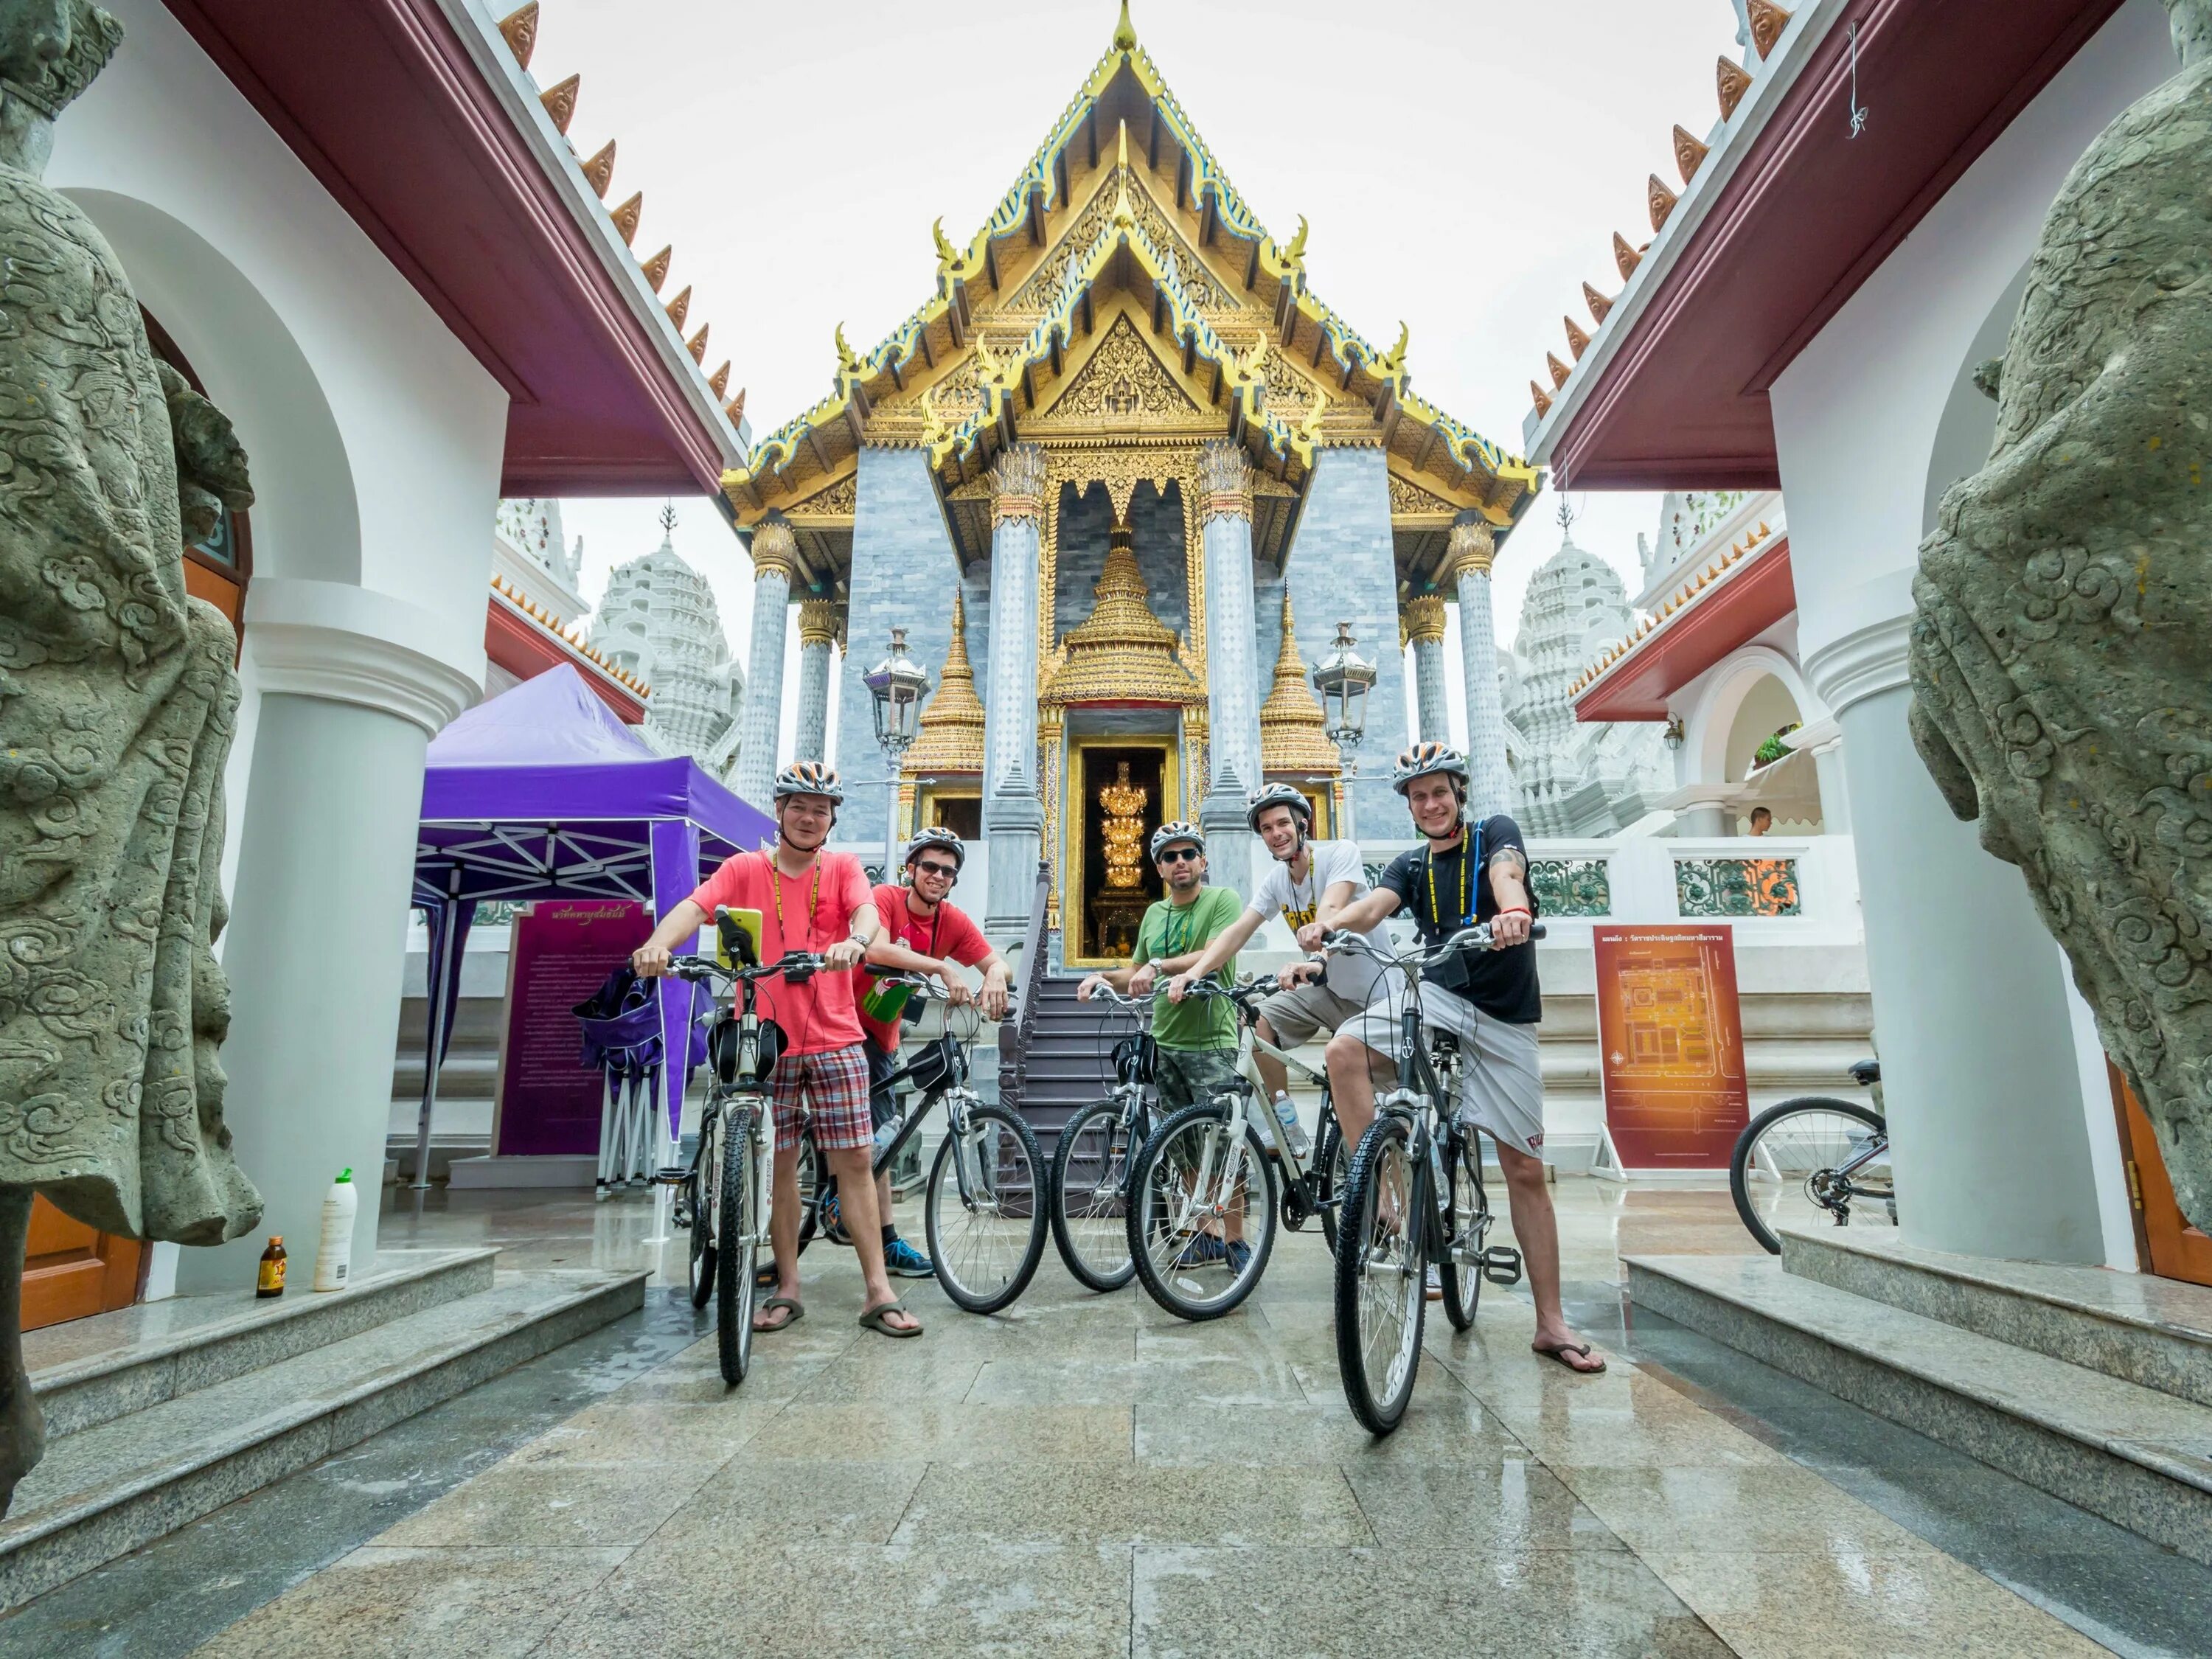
[545,0,1748,757]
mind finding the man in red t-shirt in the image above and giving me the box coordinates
[632,762,922,1339]
[851,826,1011,1276]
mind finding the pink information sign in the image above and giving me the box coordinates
[493,900,651,1157]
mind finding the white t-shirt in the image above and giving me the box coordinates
[1247,840,1391,1004]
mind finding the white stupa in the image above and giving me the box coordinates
[586,507,746,777]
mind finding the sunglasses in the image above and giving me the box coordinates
[1158,847,1203,864]
[914,860,959,879]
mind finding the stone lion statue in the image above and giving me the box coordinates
[0,0,261,1513]
[1910,0,2212,1231]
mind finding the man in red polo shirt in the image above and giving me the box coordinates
[632,762,921,1339]
[852,826,1012,1277]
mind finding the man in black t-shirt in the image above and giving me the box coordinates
[1318,742,1606,1376]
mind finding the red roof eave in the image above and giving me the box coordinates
[484,600,647,724]
[1573,541,1795,722]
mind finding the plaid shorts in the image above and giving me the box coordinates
[769,1042,874,1152]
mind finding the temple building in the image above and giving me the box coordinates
[585,508,747,777]
[720,7,1537,957]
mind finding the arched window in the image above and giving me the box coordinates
[141,307,252,642]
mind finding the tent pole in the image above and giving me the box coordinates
[412,871,466,1191]
[648,818,703,1158]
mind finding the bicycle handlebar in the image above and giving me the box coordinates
[1319,920,1545,969]
[666,950,832,985]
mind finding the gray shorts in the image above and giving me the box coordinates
[1256,977,1366,1048]
[1341,980,1545,1158]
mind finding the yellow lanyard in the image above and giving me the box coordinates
[1425,830,1477,931]
[768,852,821,945]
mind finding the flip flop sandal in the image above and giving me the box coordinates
[858,1298,923,1339]
[1533,1341,1607,1374]
[753,1295,804,1333]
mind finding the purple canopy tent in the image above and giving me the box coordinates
[410,665,774,1186]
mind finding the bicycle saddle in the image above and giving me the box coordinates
[1848,1058,1881,1086]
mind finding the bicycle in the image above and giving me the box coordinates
[1331,922,1542,1435]
[1123,977,1349,1323]
[794,973,1049,1314]
[1728,1058,1893,1254]
[1046,984,1161,1292]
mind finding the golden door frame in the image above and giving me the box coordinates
[1061,733,1181,969]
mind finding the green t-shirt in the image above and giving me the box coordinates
[1132,884,1241,1051]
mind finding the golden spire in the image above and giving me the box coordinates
[903,591,987,774]
[1259,591,1340,776]
[1041,526,1203,708]
[1112,0,1138,52]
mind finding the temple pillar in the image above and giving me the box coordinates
[1404,594,1450,743]
[1196,440,1262,894]
[982,444,1048,933]
[793,599,839,763]
[731,518,796,809]
[1450,518,1514,819]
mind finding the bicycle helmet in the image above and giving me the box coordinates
[903,824,966,870]
[1391,741,1470,796]
[773,759,844,803]
[1244,783,1313,837]
[1149,820,1205,860]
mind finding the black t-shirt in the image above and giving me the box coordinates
[1377,815,1541,1024]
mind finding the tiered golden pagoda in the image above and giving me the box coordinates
[1258,592,1340,776]
[901,591,987,775]
[1040,525,1202,708]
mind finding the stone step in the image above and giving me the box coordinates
[24,1248,497,1439]
[0,1267,644,1610]
[1778,1225,2212,1408]
[1627,1253,2212,1567]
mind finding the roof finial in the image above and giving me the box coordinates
[1556,494,1577,538]
[658,501,677,538]
[1112,0,1138,52]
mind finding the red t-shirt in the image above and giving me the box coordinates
[687,849,872,1054]
[858,885,992,1053]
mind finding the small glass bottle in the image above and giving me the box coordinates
[256,1235,287,1298]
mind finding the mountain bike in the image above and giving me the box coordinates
[1047,984,1159,1292]
[793,973,1048,1313]
[1728,1058,1893,1253]
[1124,978,1349,1322]
[1331,922,1542,1435]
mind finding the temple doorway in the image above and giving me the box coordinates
[1065,740,1177,964]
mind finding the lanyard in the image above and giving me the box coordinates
[767,850,821,945]
[1424,823,1484,932]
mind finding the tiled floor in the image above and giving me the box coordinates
[8,1178,2207,1656]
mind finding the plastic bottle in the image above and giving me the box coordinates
[1270,1091,1310,1158]
[256,1236,287,1298]
[872,1111,902,1163]
[313,1169,357,1292]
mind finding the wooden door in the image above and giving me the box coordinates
[23,1197,145,1332]
[2110,1065,2212,1287]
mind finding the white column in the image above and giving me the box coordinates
[1806,619,2105,1262]
[1404,594,1450,743]
[1450,519,1514,818]
[793,599,838,763]
[177,580,479,1295]
[731,519,796,808]
[1197,440,1262,894]
[983,445,1047,933]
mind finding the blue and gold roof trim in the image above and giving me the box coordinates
[723,3,1539,564]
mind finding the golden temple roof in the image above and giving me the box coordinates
[1040,529,1203,708]
[1259,591,1340,776]
[902,590,987,775]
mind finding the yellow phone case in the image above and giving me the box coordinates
[714,905,765,970]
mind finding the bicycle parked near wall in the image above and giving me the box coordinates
[1332,922,1540,1434]
[1728,1058,1893,1253]
[792,973,1048,1313]
[1124,978,1350,1322]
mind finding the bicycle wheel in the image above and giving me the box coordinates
[1050,1096,1141,1292]
[1127,1101,1278,1322]
[1314,1112,1349,1253]
[1730,1096,1891,1255]
[715,1106,758,1385]
[1436,1130,1482,1332]
[795,1129,824,1252]
[926,1102,1048,1315]
[686,1112,717,1310]
[1334,1113,1425,1435]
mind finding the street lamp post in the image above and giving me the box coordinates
[1311,619,1378,844]
[863,627,931,878]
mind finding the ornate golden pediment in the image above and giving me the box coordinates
[1033,313,1202,431]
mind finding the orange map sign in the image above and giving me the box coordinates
[1593,925,1750,1169]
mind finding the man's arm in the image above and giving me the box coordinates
[632,899,709,977]
[824,902,880,971]
[1321,884,1401,936]
[1166,907,1265,996]
[1293,880,1359,951]
[1487,844,1532,948]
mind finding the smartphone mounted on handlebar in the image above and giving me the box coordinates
[714,906,762,970]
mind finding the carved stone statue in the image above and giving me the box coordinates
[1909,0,2212,1229]
[0,1,261,1514]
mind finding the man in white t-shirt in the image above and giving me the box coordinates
[1165,785,1394,1131]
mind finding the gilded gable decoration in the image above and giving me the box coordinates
[1040,526,1203,709]
[1038,314,1201,427]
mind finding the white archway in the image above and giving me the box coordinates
[1681,643,1826,790]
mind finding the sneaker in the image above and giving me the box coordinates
[1425,1265,1444,1301]
[883,1237,935,1279]
[1175,1234,1227,1268]
[1223,1239,1254,1277]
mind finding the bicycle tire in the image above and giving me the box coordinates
[925,1102,1049,1315]
[686,1113,717,1310]
[1730,1096,1889,1255]
[1335,1113,1425,1435]
[716,1106,757,1385]
[1126,1100,1279,1323]
[1049,1096,1141,1292]
[795,1130,824,1254]
[1315,1113,1349,1253]
[1436,1131,1481,1332]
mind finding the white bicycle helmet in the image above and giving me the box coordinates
[903,824,965,869]
[1149,820,1206,860]
[1244,782,1314,835]
[772,759,844,803]
[1390,741,1470,796]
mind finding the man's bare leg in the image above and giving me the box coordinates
[757,1140,804,1330]
[827,1146,919,1332]
[1252,1015,1292,1103]
[1495,1144,1603,1371]
[1324,1029,1399,1152]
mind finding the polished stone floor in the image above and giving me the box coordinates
[7,1178,2207,1656]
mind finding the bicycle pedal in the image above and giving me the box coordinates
[1479,1245,1523,1286]
[650,1167,688,1186]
